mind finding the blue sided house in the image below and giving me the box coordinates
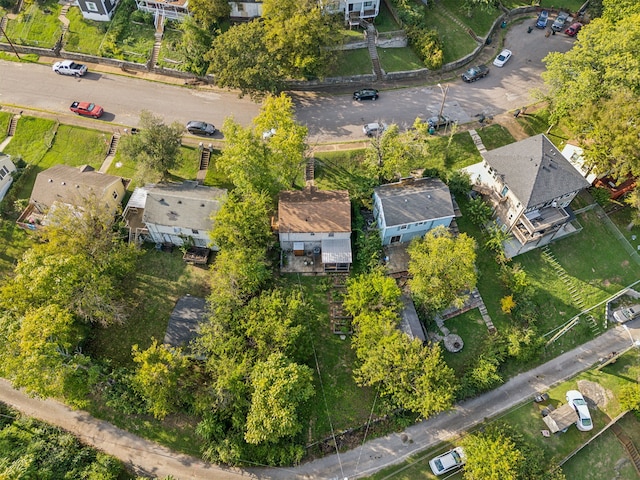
[373,177,455,246]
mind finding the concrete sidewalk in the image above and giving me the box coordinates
[1,320,638,480]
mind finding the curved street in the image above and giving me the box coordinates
[0,24,575,144]
[1,321,638,479]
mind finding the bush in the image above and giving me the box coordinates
[407,27,443,69]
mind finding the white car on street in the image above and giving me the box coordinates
[493,49,512,67]
[52,60,88,77]
[429,447,466,475]
[566,390,593,431]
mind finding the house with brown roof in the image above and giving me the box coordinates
[464,134,590,257]
[276,186,352,273]
[17,164,126,231]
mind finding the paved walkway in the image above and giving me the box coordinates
[1,320,638,480]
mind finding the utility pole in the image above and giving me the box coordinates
[437,83,448,119]
[0,21,21,60]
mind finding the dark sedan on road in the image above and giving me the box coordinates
[186,121,216,136]
[353,88,379,101]
[461,65,489,83]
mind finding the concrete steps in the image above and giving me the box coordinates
[7,115,19,136]
[611,423,640,476]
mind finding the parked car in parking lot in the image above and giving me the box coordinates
[565,22,583,36]
[552,11,570,31]
[461,65,489,83]
[53,60,87,77]
[566,390,593,431]
[536,10,549,29]
[186,121,216,136]
[612,304,640,323]
[353,88,379,101]
[427,115,453,130]
[429,447,466,476]
[493,49,512,67]
[363,122,386,137]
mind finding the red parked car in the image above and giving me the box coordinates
[565,22,583,36]
[70,101,104,118]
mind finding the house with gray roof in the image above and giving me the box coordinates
[373,177,455,246]
[123,181,227,247]
[17,164,126,231]
[465,134,590,257]
[0,154,16,204]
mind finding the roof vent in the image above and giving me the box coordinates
[61,181,66,185]
[48,179,53,182]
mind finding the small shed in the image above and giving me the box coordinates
[163,296,207,349]
[542,403,578,433]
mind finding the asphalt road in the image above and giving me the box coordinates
[1,320,638,480]
[0,24,575,145]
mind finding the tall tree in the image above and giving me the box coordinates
[210,191,274,251]
[408,226,477,312]
[3,305,82,399]
[207,21,283,99]
[461,424,524,480]
[131,340,193,419]
[245,353,314,444]
[253,93,308,188]
[364,124,416,182]
[343,268,403,316]
[262,0,341,79]
[187,0,230,29]
[542,14,640,124]
[119,110,184,182]
[177,17,213,76]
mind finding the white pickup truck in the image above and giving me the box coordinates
[52,60,88,77]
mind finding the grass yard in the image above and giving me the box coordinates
[378,47,424,72]
[4,0,63,48]
[417,5,477,64]
[440,308,491,377]
[97,0,155,63]
[561,424,639,480]
[288,276,382,443]
[330,49,373,77]
[2,116,58,167]
[374,1,401,33]
[64,7,108,55]
[107,144,201,190]
[157,27,184,69]
[41,125,109,169]
[439,0,500,37]
[500,0,585,11]
[0,220,32,281]
[475,123,514,151]
[0,111,11,144]
[85,247,211,366]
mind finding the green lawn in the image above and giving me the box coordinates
[330,49,373,77]
[0,111,11,144]
[475,123,514,151]
[418,5,477,64]
[378,47,424,72]
[374,1,401,33]
[2,116,58,166]
[4,0,63,48]
[64,6,108,55]
[439,0,500,37]
[157,27,184,69]
[40,125,109,169]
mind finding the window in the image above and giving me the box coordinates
[328,232,334,237]
[85,1,99,11]
[192,229,199,235]
[236,3,244,11]
[0,166,8,180]
[500,186,509,197]
[399,225,408,230]
[112,191,118,200]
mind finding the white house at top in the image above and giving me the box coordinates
[76,0,120,21]
[465,134,590,257]
[0,154,17,203]
[373,177,455,246]
[122,181,227,247]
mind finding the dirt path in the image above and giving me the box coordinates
[0,379,257,480]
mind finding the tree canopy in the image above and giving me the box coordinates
[119,110,184,182]
[408,226,477,312]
